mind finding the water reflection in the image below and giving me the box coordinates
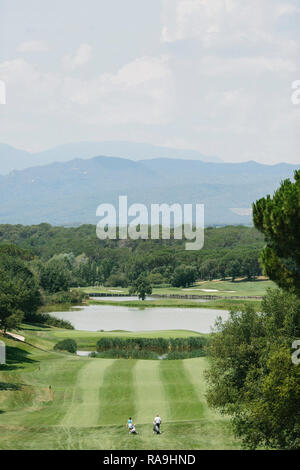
[50,304,228,334]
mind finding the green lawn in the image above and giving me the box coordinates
[72,280,274,313]
[81,279,274,298]
[0,331,241,450]
[89,297,261,312]
[17,324,205,351]
[187,279,274,297]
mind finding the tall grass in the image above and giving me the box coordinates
[95,336,208,359]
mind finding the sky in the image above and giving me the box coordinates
[0,0,299,164]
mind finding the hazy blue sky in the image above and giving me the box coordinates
[0,0,299,163]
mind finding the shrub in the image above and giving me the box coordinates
[54,338,77,353]
[91,348,206,360]
[25,311,74,329]
[43,289,87,305]
[96,336,208,354]
[167,349,206,360]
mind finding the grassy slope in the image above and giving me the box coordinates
[88,297,261,312]
[0,331,241,450]
[18,324,204,351]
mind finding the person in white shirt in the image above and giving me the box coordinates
[153,414,162,434]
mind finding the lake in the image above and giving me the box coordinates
[49,304,229,334]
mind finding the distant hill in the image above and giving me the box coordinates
[0,155,297,226]
[0,141,221,175]
[0,143,34,175]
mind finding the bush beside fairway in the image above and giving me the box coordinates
[0,331,241,450]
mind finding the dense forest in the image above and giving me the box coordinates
[0,224,264,288]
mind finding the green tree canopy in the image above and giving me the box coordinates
[39,259,72,293]
[0,253,41,333]
[0,244,34,261]
[225,259,241,282]
[171,265,197,287]
[205,171,300,449]
[129,274,152,300]
[253,170,300,294]
[205,289,300,449]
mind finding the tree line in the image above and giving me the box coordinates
[0,244,79,333]
[0,225,265,293]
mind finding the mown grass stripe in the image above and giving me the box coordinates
[99,359,136,426]
[133,360,169,426]
[14,356,87,427]
[159,360,204,422]
[183,358,220,420]
[61,359,114,427]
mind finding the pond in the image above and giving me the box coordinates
[49,304,228,334]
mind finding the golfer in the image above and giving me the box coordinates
[153,414,162,434]
[127,417,133,431]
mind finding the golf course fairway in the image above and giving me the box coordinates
[0,334,241,450]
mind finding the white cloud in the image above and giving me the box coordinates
[113,56,170,87]
[1,1,299,164]
[17,40,49,53]
[62,56,174,125]
[275,3,300,16]
[230,208,252,216]
[0,55,174,127]
[0,80,5,104]
[161,0,300,46]
[156,0,300,164]
[161,0,239,43]
[63,43,93,71]
[197,55,297,78]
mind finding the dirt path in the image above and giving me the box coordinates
[0,331,25,342]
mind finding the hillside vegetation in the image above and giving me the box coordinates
[0,224,265,290]
[0,156,297,225]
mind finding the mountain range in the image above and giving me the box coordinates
[0,141,221,175]
[0,154,297,226]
